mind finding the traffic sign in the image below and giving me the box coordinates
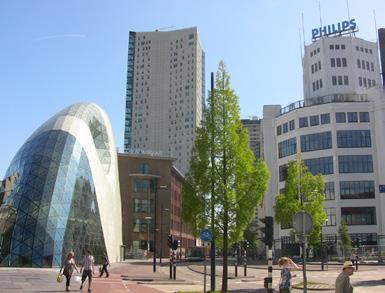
[293,211,313,235]
[200,228,213,242]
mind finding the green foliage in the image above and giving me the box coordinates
[181,61,270,291]
[338,220,352,258]
[274,157,327,246]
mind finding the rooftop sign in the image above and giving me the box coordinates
[312,19,357,40]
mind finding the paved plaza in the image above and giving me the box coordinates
[1,260,385,292]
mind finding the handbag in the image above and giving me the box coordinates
[57,273,64,283]
[99,266,102,273]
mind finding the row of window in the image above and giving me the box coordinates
[279,155,373,180]
[357,59,374,71]
[332,75,349,86]
[312,78,323,91]
[358,77,376,88]
[335,111,369,123]
[298,113,331,129]
[329,44,346,50]
[330,57,347,68]
[311,61,322,73]
[325,206,376,226]
[276,120,295,135]
[310,47,320,57]
[355,46,373,54]
[279,130,371,158]
[321,180,375,201]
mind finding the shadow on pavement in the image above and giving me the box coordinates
[354,279,385,287]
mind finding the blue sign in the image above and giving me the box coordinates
[379,185,385,193]
[312,19,357,40]
[200,228,213,242]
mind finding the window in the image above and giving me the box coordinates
[343,76,349,85]
[134,199,153,213]
[283,123,288,133]
[359,112,370,122]
[342,58,347,67]
[320,113,330,124]
[318,61,321,70]
[341,207,376,225]
[325,182,335,200]
[357,59,361,68]
[301,131,332,152]
[359,77,363,87]
[362,60,365,69]
[337,130,371,148]
[289,120,295,130]
[133,218,153,232]
[310,115,319,126]
[336,58,341,67]
[277,125,282,135]
[319,78,323,88]
[325,207,336,226]
[371,62,374,71]
[335,44,340,49]
[338,76,343,85]
[336,112,346,123]
[341,44,346,49]
[338,155,373,173]
[133,179,156,192]
[331,58,336,67]
[330,44,334,50]
[138,163,151,174]
[278,138,297,158]
[340,181,375,199]
[366,61,369,70]
[363,78,367,87]
[304,156,334,175]
[347,112,358,123]
[332,76,337,85]
[312,82,316,91]
[299,117,308,128]
[279,164,288,182]
[311,64,314,73]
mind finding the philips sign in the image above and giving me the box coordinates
[312,19,357,40]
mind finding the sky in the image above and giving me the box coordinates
[1,0,385,177]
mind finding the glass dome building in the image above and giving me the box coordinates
[0,103,122,267]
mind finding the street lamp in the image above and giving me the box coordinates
[160,206,170,264]
[153,184,168,272]
[321,218,328,271]
[145,216,152,253]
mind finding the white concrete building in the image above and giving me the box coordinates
[262,31,385,253]
[124,27,205,175]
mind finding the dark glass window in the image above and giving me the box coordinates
[337,130,371,148]
[309,115,319,126]
[341,207,376,225]
[320,113,330,124]
[133,218,153,232]
[357,59,361,68]
[332,76,337,85]
[342,58,347,67]
[338,76,343,85]
[133,198,154,213]
[325,207,336,226]
[299,117,308,128]
[330,44,334,50]
[325,182,335,200]
[289,120,295,131]
[279,164,288,182]
[301,131,332,152]
[338,155,373,173]
[347,112,358,122]
[133,179,156,192]
[340,181,375,199]
[331,58,336,67]
[277,125,282,135]
[336,58,341,67]
[283,123,288,133]
[336,112,346,123]
[359,112,370,122]
[278,138,297,158]
[344,76,349,85]
[304,156,334,175]
[138,163,151,174]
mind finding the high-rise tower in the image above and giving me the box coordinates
[124,27,205,174]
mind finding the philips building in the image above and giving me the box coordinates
[262,22,385,253]
[0,103,123,267]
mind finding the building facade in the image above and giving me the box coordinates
[118,153,195,259]
[124,27,205,175]
[241,117,263,160]
[0,103,123,267]
[262,29,385,254]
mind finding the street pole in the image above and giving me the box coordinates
[321,232,324,271]
[153,182,157,273]
[160,204,163,264]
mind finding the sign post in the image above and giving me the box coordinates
[200,228,213,293]
[293,211,313,293]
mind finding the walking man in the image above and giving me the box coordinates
[99,252,110,278]
[335,261,354,293]
[80,250,95,292]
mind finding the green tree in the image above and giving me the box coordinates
[338,220,352,259]
[182,61,270,292]
[274,157,327,246]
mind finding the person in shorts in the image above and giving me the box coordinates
[80,250,95,292]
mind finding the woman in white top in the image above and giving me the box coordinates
[60,251,79,292]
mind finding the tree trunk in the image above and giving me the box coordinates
[221,211,228,292]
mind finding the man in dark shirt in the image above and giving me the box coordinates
[335,261,354,293]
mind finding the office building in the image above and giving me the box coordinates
[0,103,123,267]
[262,25,385,255]
[241,117,263,160]
[124,27,205,175]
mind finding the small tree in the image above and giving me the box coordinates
[274,157,327,246]
[338,220,352,259]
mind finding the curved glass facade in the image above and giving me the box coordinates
[0,103,121,267]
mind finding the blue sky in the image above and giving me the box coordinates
[1,0,385,177]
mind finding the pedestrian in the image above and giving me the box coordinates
[59,251,79,292]
[335,260,354,293]
[350,251,359,271]
[278,256,299,293]
[99,252,110,278]
[80,249,95,292]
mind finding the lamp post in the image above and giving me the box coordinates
[321,218,328,271]
[153,184,167,272]
[145,216,152,253]
[160,206,170,264]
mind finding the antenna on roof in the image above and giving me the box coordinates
[346,0,351,21]
[155,26,175,32]
[301,12,305,46]
[318,0,323,29]
[373,9,378,42]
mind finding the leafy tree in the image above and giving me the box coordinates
[182,61,270,292]
[338,220,352,259]
[274,157,327,246]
